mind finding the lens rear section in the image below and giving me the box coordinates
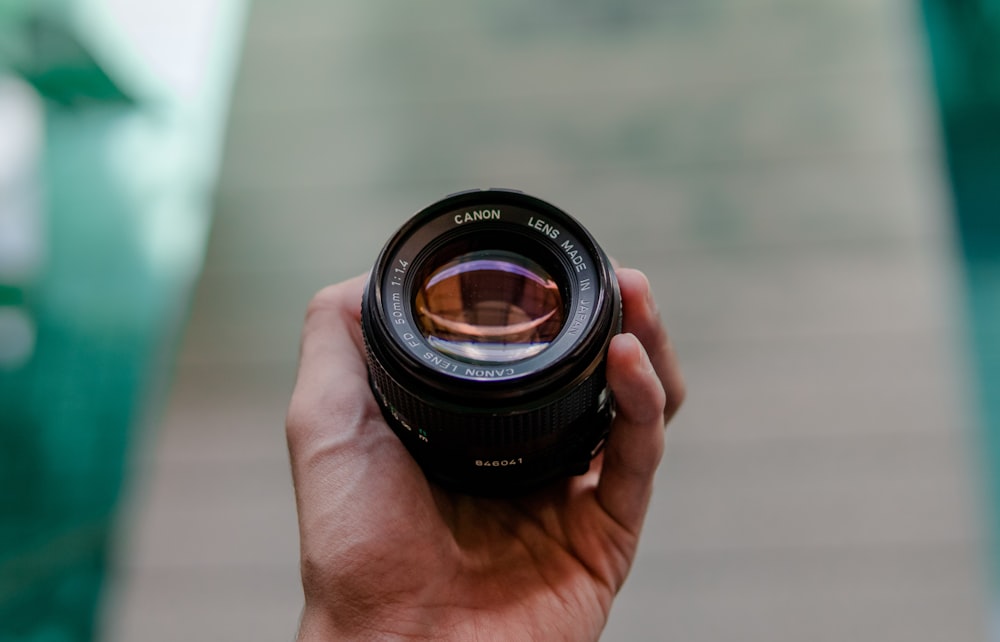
[413,249,565,363]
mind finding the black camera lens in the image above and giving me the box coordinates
[361,189,621,495]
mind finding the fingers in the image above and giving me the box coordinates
[596,333,667,534]
[616,268,686,421]
[595,268,684,533]
[286,274,372,454]
[298,273,368,380]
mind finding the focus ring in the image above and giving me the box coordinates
[366,340,606,449]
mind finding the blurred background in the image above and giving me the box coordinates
[2,0,998,640]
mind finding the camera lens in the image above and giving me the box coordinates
[361,189,621,495]
[413,248,565,363]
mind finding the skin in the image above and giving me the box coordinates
[286,268,685,641]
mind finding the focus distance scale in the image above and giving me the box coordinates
[361,189,622,495]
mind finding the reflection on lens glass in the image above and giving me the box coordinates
[414,250,564,363]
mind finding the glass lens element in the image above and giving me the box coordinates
[414,250,565,363]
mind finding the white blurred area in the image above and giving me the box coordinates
[106,1,989,640]
[0,76,43,369]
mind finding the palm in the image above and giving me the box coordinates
[288,270,682,641]
[299,386,630,639]
[417,487,627,639]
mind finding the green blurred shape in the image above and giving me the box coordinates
[0,1,131,105]
[921,0,1000,588]
[0,106,155,641]
[0,1,245,639]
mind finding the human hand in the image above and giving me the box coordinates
[286,268,684,641]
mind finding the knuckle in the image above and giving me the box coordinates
[304,281,364,335]
[306,284,344,318]
[663,373,686,422]
[650,382,669,426]
[673,376,687,407]
[285,395,316,444]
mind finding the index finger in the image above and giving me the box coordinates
[616,268,686,420]
[596,333,667,535]
[286,274,371,451]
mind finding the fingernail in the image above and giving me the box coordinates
[643,278,659,313]
[630,334,655,375]
[644,279,653,301]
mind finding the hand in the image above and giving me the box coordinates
[286,268,684,641]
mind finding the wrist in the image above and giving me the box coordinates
[297,605,442,642]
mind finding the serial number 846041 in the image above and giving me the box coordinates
[474,458,524,467]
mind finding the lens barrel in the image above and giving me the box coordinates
[361,189,621,495]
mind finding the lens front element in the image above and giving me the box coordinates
[414,249,565,363]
